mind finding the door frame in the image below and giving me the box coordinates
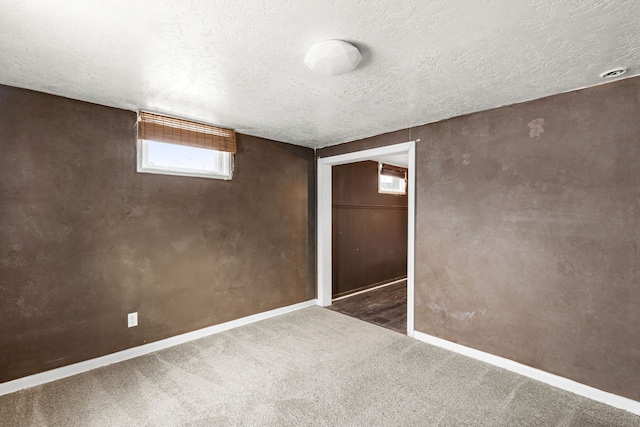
[316,141,416,337]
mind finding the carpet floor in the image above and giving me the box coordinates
[328,280,407,334]
[1,307,638,426]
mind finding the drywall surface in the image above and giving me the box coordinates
[332,161,407,296]
[0,85,314,383]
[318,76,640,401]
[319,129,413,158]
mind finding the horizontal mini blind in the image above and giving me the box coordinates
[380,163,407,179]
[138,112,236,153]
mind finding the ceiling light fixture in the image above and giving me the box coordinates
[599,66,629,79]
[304,40,362,76]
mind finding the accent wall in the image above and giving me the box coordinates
[0,85,315,383]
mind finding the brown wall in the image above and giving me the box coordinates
[332,161,407,296]
[318,76,640,401]
[0,85,315,383]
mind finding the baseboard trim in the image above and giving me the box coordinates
[0,299,317,397]
[413,331,640,416]
[332,277,407,302]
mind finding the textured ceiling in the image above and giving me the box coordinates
[1,0,639,148]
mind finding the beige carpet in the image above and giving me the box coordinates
[1,307,638,426]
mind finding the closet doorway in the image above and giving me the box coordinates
[317,141,416,337]
[327,158,408,333]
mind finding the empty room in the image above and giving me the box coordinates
[1,1,640,426]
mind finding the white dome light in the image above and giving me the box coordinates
[304,40,362,76]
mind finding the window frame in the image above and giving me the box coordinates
[136,139,234,180]
[378,163,407,195]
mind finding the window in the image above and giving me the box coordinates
[378,163,407,195]
[137,140,234,180]
[136,112,236,180]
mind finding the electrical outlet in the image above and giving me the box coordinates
[128,312,138,328]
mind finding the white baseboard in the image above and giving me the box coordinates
[413,331,640,416]
[0,299,317,397]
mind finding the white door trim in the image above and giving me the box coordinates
[316,141,416,337]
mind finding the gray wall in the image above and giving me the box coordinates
[318,76,640,401]
[0,85,315,383]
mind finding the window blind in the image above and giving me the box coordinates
[138,112,237,153]
[380,163,407,179]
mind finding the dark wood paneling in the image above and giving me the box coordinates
[332,160,408,207]
[332,161,407,296]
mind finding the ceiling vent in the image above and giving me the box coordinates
[599,66,629,79]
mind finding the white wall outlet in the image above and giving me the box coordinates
[128,312,138,328]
